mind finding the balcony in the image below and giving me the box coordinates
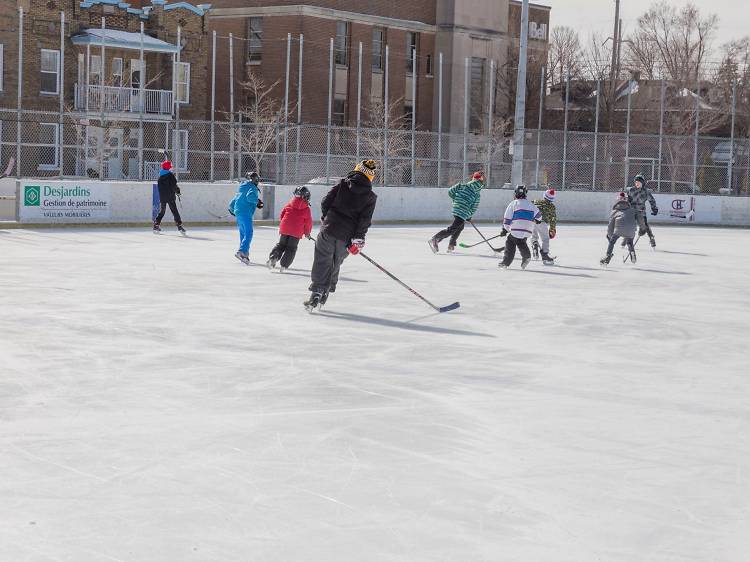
[74,84,173,117]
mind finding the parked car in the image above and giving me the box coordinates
[711,141,750,164]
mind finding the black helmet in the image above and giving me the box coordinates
[633,174,646,187]
[293,185,311,202]
[514,185,528,199]
[246,171,261,184]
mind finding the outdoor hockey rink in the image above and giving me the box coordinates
[1,224,748,561]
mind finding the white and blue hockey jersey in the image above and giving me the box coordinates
[502,199,542,239]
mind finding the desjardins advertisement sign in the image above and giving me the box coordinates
[20,182,111,221]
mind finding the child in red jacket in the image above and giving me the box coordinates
[267,186,313,271]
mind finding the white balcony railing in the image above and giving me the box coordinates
[74,84,173,116]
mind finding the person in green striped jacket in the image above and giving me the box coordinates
[428,171,485,253]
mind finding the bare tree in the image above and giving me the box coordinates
[548,26,582,87]
[359,96,412,185]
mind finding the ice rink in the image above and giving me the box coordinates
[1,223,748,561]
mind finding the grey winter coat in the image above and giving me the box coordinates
[627,185,658,215]
[608,200,637,239]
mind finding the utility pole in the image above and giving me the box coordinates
[510,0,530,186]
[608,0,621,131]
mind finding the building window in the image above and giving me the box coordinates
[404,104,413,122]
[175,62,190,104]
[335,21,349,66]
[90,55,102,86]
[0,44,4,92]
[406,32,417,73]
[426,54,433,76]
[41,49,60,94]
[470,57,486,132]
[247,17,262,62]
[333,98,347,125]
[112,57,123,87]
[172,129,188,171]
[38,123,60,170]
[372,28,384,71]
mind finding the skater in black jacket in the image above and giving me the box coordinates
[153,161,186,234]
[304,160,378,311]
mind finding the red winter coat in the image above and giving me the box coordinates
[279,197,313,238]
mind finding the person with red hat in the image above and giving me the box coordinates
[531,188,558,265]
[153,160,186,235]
[428,171,485,254]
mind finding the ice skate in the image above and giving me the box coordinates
[152,224,161,234]
[319,291,330,307]
[532,240,540,260]
[304,292,322,312]
[266,257,277,270]
[447,243,456,253]
[600,254,612,266]
[649,236,656,249]
[177,224,187,236]
[541,252,555,265]
[521,257,531,270]
[498,262,509,269]
[428,237,439,254]
[235,251,250,265]
[629,249,637,263]
[279,266,288,273]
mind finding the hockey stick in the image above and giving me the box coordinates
[358,251,460,313]
[458,233,504,248]
[623,235,640,263]
[467,220,504,253]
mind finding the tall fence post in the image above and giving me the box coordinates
[383,44,389,185]
[356,41,362,161]
[411,46,417,185]
[692,78,700,193]
[624,75,632,189]
[98,18,106,180]
[486,59,495,187]
[283,32,291,184]
[59,11,65,178]
[535,66,545,189]
[656,80,665,192]
[139,22,145,180]
[296,34,303,184]
[325,37,333,183]
[16,7,23,178]
[229,33,235,179]
[562,72,570,189]
[174,25,181,180]
[210,30,216,181]
[592,78,600,190]
[463,56,469,179]
[437,52,443,187]
[729,81,736,194]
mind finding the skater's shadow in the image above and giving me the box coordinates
[503,269,597,279]
[631,267,692,276]
[318,310,494,338]
[554,265,607,273]
[658,250,708,257]
[275,269,367,283]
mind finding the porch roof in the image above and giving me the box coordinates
[71,28,180,53]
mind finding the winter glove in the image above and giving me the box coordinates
[175,187,181,196]
[549,228,556,239]
[348,238,365,255]
[305,234,314,241]
[651,208,658,216]
[500,229,508,237]
[535,219,542,224]
[257,200,264,209]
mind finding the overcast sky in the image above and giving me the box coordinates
[545,0,747,50]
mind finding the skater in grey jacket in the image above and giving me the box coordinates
[627,174,658,248]
[601,193,637,265]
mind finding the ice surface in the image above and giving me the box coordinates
[0,224,748,561]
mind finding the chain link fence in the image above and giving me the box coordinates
[2,109,749,195]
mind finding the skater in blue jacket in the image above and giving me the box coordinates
[228,172,264,264]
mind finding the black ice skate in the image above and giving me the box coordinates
[319,291,330,307]
[498,262,509,269]
[177,224,187,236]
[532,240,540,260]
[428,237,439,254]
[649,236,656,249]
[521,257,531,270]
[600,254,613,266]
[541,252,555,265]
[235,251,250,265]
[629,249,637,263]
[266,257,277,270]
[447,243,456,253]
[304,292,323,312]
[153,224,161,234]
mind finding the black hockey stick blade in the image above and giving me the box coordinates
[438,302,461,313]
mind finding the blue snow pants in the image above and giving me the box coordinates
[236,214,254,253]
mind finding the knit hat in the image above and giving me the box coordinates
[617,191,627,201]
[544,189,556,202]
[354,159,377,182]
[472,171,485,183]
[161,160,172,170]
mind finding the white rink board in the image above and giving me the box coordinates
[0,224,748,562]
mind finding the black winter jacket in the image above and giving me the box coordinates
[157,171,180,202]
[320,172,377,242]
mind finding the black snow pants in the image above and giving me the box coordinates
[269,235,301,268]
[433,216,466,246]
[501,234,531,266]
[309,231,349,294]
[154,199,182,226]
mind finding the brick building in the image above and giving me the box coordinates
[207,0,550,133]
[0,0,210,178]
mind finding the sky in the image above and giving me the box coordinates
[545,0,747,47]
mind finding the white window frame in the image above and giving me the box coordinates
[112,57,123,87]
[175,62,190,104]
[0,44,4,92]
[247,17,263,63]
[38,122,60,171]
[90,54,102,86]
[172,129,188,171]
[40,49,60,95]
